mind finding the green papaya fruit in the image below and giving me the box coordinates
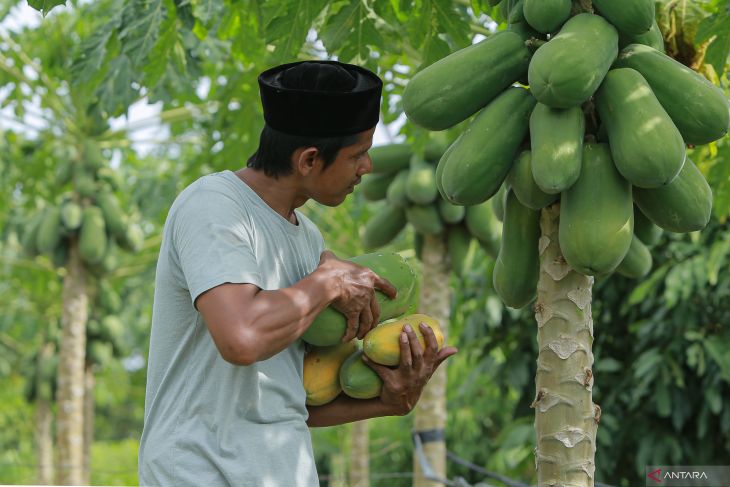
[403,30,530,130]
[100,280,121,313]
[97,190,126,239]
[369,144,411,174]
[79,206,107,265]
[529,103,585,194]
[493,190,540,308]
[302,252,417,346]
[592,0,654,35]
[119,222,143,252]
[97,167,124,191]
[507,0,540,41]
[414,232,424,261]
[424,139,449,163]
[619,20,664,52]
[405,204,444,235]
[56,160,73,185]
[633,206,662,246]
[447,225,475,277]
[386,170,410,207]
[101,239,120,272]
[88,341,113,367]
[83,139,105,171]
[361,172,397,201]
[60,201,83,231]
[76,173,97,199]
[491,184,507,222]
[615,44,730,145]
[465,201,502,259]
[339,350,382,399]
[51,240,68,268]
[633,158,712,233]
[362,205,407,250]
[438,199,465,224]
[528,14,618,108]
[523,0,571,33]
[405,156,438,205]
[506,151,559,210]
[100,315,124,343]
[616,235,652,279]
[559,144,633,276]
[440,87,536,205]
[36,206,62,254]
[596,68,685,188]
[435,134,461,200]
[21,211,45,257]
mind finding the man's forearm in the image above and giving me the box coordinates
[245,268,340,362]
[306,395,399,427]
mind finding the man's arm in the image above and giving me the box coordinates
[306,395,399,427]
[196,251,397,365]
[308,322,458,427]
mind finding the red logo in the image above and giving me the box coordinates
[648,469,662,483]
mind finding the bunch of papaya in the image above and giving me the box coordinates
[21,138,145,272]
[361,140,503,278]
[302,313,445,405]
[397,0,726,308]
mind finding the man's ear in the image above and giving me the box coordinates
[293,147,321,176]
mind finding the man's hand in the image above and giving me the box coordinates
[362,321,458,416]
[317,251,398,341]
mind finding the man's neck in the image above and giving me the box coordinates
[234,167,306,224]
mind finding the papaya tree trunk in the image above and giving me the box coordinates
[35,397,54,485]
[349,420,369,487]
[532,204,600,486]
[329,451,346,487]
[35,341,55,485]
[56,240,88,485]
[82,364,95,485]
[413,233,451,487]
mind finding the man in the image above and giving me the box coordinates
[138,60,457,486]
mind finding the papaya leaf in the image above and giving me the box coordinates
[628,264,668,305]
[696,14,730,78]
[119,0,165,66]
[704,337,730,383]
[707,237,730,285]
[26,0,66,17]
[263,0,328,61]
[320,0,385,64]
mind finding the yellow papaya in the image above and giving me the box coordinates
[303,340,358,406]
[363,314,444,366]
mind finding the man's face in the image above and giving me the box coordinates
[306,127,375,206]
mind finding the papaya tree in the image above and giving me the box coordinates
[0,6,162,483]
[401,1,730,485]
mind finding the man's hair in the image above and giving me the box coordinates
[247,125,360,178]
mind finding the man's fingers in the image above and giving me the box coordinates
[341,314,359,343]
[433,346,459,369]
[357,305,374,340]
[420,323,439,358]
[399,326,413,368]
[374,275,398,300]
[370,290,381,329]
[406,324,424,368]
[362,355,393,381]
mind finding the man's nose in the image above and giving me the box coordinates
[359,154,373,176]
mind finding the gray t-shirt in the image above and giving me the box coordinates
[139,170,325,486]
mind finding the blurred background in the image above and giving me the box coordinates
[1,0,729,485]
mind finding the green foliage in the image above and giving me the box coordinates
[26,0,66,17]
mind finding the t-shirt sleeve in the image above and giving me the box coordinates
[172,187,263,309]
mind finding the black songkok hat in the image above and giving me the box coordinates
[258,60,383,137]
